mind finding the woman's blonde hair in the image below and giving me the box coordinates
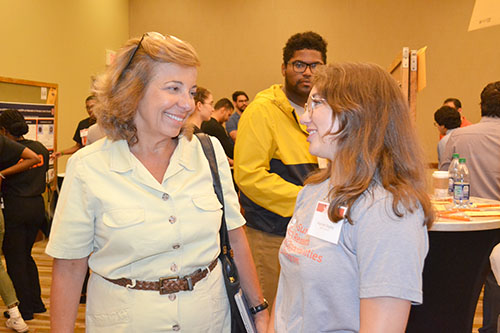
[307,62,433,227]
[93,32,200,144]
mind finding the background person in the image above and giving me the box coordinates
[0,110,49,323]
[441,82,500,333]
[0,134,40,332]
[46,32,268,332]
[51,95,96,159]
[226,90,249,142]
[187,86,213,133]
[438,97,473,140]
[234,31,327,303]
[201,98,235,163]
[270,63,432,332]
[433,105,461,168]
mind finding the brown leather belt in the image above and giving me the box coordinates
[103,259,218,295]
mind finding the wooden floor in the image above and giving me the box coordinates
[0,239,486,332]
[0,239,85,333]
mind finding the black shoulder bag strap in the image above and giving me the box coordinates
[194,133,246,332]
[195,133,230,250]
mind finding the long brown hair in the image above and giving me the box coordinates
[306,63,433,227]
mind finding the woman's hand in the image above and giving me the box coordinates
[228,227,269,331]
[253,308,270,333]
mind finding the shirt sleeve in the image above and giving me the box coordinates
[73,120,83,145]
[437,140,444,169]
[214,127,234,159]
[202,120,234,159]
[210,136,245,230]
[234,103,302,217]
[354,195,428,304]
[0,135,24,167]
[45,154,95,259]
[226,115,237,134]
[439,131,457,171]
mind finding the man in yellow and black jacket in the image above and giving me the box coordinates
[234,31,328,304]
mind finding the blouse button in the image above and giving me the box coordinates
[168,216,177,224]
[173,244,180,250]
[162,193,169,201]
[168,294,176,301]
[172,324,180,331]
[170,263,178,272]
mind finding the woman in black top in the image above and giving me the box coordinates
[0,110,49,322]
[0,132,40,332]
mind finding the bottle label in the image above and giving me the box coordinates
[462,183,470,200]
[453,183,470,201]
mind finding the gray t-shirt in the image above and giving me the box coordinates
[275,179,428,332]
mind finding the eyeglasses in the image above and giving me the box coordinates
[119,32,171,80]
[289,61,323,74]
[305,95,327,116]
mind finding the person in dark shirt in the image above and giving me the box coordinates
[0,127,40,331]
[226,90,249,143]
[201,98,234,163]
[51,95,96,159]
[0,110,49,322]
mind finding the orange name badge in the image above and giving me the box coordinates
[307,201,344,244]
[80,128,89,146]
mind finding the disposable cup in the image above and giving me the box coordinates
[432,171,449,199]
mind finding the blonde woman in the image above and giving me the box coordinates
[47,32,268,332]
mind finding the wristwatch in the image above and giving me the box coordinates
[249,299,269,315]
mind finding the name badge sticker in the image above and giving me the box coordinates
[307,201,344,244]
[80,128,89,146]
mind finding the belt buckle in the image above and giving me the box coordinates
[159,276,179,295]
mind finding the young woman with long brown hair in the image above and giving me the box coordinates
[271,62,434,332]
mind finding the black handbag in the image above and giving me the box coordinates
[196,133,255,333]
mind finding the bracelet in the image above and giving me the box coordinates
[0,172,5,179]
[249,299,269,315]
[60,151,64,156]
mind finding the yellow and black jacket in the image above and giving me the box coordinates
[234,84,318,236]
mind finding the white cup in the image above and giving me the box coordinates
[432,171,449,199]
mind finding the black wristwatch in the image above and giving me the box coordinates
[249,299,269,315]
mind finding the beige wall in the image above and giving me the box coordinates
[1,0,498,169]
[0,0,129,171]
[129,0,500,164]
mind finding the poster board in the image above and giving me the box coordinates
[0,76,58,183]
[387,47,427,121]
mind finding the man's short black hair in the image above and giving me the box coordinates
[283,31,327,64]
[214,98,234,111]
[443,97,462,109]
[434,106,461,130]
[480,81,500,118]
[232,91,248,102]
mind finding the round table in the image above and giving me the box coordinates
[406,197,500,333]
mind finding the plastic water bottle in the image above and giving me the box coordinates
[453,158,470,208]
[447,153,460,197]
